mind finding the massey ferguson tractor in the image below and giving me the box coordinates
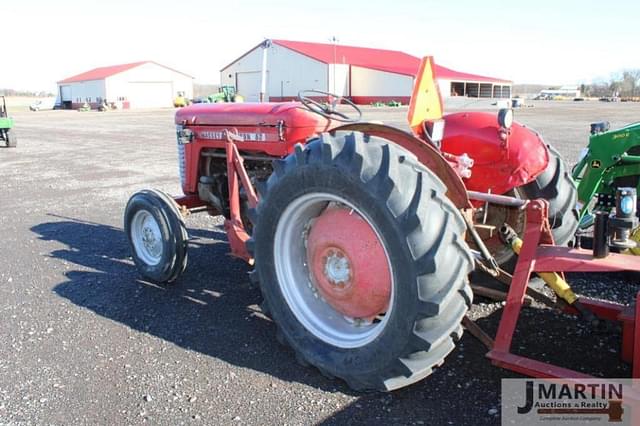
[124,58,581,391]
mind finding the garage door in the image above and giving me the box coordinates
[236,72,267,102]
[128,82,173,108]
[60,85,72,101]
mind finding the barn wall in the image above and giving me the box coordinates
[60,80,106,108]
[437,79,452,98]
[106,63,193,108]
[328,64,350,98]
[221,42,513,104]
[221,44,328,102]
[350,66,413,104]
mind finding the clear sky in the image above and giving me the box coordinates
[2,0,639,91]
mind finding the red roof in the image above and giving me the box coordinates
[269,39,511,84]
[58,61,193,84]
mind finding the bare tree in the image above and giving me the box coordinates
[621,69,640,97]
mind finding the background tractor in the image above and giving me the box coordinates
[208,85,243,103]
[173,91,190,108]
[124,57,578,391]
[0,96,17,148]
[573,121,640,229]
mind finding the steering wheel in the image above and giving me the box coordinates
[298,90,362,123]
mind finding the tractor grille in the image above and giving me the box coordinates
[177,142,186,188]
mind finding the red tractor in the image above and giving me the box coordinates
[124,58,578,391]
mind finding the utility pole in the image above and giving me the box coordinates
[329,36,338,94]
[260,39,272,102]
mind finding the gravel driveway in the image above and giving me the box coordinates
[1,102,640,425]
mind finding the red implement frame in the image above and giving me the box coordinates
[483,199,640,419]
[172,130,258,262]
[223,130,258,262]
[487,199,640,378]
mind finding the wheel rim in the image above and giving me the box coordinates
[130,210,163,266]
[273,192,394,349]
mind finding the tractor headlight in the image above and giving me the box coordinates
[621,196,634,215]
[430,119,445,144]
[616,187,637,218]
[497,108,513,129]
[176,125,194,145]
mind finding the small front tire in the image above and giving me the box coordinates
[6,130,16,148]
[124,189,188,283]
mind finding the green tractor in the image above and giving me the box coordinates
[572,121,640,232]
[208,85,244,103]
[0,96,17,148]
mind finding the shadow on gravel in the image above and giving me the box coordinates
[32,217,638,425]
[33,216,352,394]
[319,295,635,425]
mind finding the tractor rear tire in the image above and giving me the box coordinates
[251,131,473,391]
[520,144,579,247]
[124,189,189,283]
[478,144,578,276]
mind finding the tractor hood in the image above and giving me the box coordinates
[175,102,331,129]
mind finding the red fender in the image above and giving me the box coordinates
[334,122,472,209]
[441,112,549,196]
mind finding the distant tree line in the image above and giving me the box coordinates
[0,88,55,97]
[581,69,640,98]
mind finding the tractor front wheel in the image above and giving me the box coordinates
[251,132,473,391]
[124,189,189,283]
[5,130,16,148]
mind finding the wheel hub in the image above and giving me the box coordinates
[131,210,163,265]
[323,249,351,286]
[306,206,391,319]
[142,226,161,258]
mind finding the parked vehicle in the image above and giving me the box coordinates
[573,121,640,231]
[29,98,56,111]
[208,85,244,103]
[124,57,578,391]
[173,91,190,108]
[0,96,17,147]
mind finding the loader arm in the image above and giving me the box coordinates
[574,122,640,220]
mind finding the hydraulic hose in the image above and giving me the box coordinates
[500,225,600,327]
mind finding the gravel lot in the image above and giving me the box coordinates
[2,101,640,425]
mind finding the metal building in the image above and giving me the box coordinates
[221,39,512,103]
[57,61,193,109]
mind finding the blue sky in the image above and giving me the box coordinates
[2,0,639,91]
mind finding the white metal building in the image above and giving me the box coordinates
[57,61,193,109]
[538,85,581,99]
[221,39,512,103]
